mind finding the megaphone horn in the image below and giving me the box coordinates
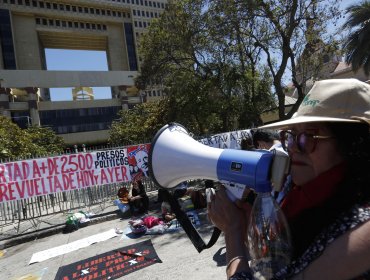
[148,123,277,195]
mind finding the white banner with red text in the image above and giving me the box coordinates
[0,144,150,203]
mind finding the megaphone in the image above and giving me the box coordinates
[149,123,289,199]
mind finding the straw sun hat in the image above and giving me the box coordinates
[260,78,370,130]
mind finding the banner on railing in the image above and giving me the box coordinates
[198,129,252,149]
[0,128,253,203]
[0,144,150,203]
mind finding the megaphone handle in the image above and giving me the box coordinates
[164,189,221,253]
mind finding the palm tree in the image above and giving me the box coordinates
[343,1,370,75]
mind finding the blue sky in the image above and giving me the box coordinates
[45,49,111,101]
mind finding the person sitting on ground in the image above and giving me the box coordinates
[160,190,177,222]
[208,78,370,279]
[117,184,130,204]
[128,180,149,216]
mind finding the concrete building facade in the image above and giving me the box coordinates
[0,0,167,145]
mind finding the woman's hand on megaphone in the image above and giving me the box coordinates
[207,186,251,240]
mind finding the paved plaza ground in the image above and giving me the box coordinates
[0,193,227,280]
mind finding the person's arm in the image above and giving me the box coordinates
[224,231,252,278]
[207,186,253,278]
[292,219,370,280]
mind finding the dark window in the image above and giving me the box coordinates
[53,3,57,9]
[102,9,105,15]
[146,11,149,17]
[25,0,30,6]
[0,9,17,69]
[32,0,37,6]
[124,22,138,71]
[49,19,54,25]
[60,4,64,10]
[78,7,83,12]
[39,106,121,134]
[96,9,100,15]
[55,20,60,26]
[133,9,136,16]
[84,7,88,13]
[35,18,41,24]
[66,5,70,11]
[62,21,66,27]
[92,23,96,29]
[42,18,47,25]
[107,10,111,16]
[72,6,76,12]
[86,23,90,29]
[112,11,116,16]
[90,8,94,13]
[74,22,78,28]
[46,2,51,9]
[68,21,72,28]
[39,1,44,8]
[11,112,31,129]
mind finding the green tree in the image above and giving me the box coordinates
[0,116,65,160]
[343,1,370,75]
[108,100,169,145]
[26,126,65,155]
[136,0,274,136]
[242,0,341,119]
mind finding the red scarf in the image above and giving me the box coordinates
[281,162,347,221]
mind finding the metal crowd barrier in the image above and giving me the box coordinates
[0,178,157,237]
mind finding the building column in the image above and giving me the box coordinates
[0,88,11,118]
[118,85,129,110]
[24,87,40,126]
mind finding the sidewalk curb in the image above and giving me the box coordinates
[0,192,160,250]
[0,211,121,250]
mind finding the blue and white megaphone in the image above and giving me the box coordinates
[149,123,290,200]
